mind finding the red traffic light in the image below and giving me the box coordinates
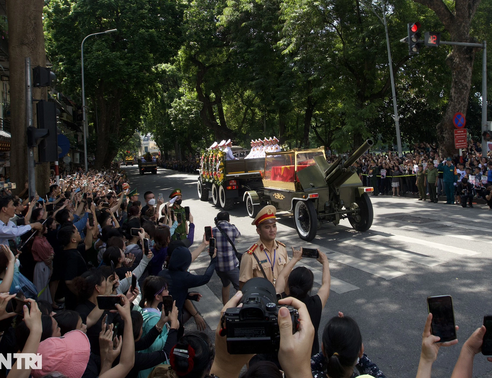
[410,22,421,33]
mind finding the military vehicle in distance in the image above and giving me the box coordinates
[197,140,374,241]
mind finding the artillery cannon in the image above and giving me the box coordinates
[289,139,374,240]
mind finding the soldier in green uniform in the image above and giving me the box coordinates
[426,160,439,203]
[169,189,187,241]
[416,164,427,201]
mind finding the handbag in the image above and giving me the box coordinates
[10,265,38,299]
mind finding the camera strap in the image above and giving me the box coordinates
[251,252,268,280]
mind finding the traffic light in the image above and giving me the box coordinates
[32,66,51,87]
[408,22,421,55]
[36,100,58,162]
[27,127,48,148]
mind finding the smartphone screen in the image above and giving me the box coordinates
[143,238,150,255]
[131,274,137,290]
[302,248,319,258]
[88,213,94,227]
[185,206,190,221]
[483,316,492,355]
[130,228,140,237]
[162,295,173,316]
[209,237,216,257]
[97,295,121,310]
[204,226,212,241]
[427,295,457,342]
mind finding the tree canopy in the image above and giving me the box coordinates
[43,0,492,163]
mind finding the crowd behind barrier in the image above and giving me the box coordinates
[0,140,490,377]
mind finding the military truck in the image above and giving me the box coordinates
[197,140,374,241]
[137,158,157,175]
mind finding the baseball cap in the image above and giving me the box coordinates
[32,330,90,378]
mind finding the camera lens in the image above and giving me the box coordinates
[239,278,277,320]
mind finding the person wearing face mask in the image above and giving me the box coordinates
[141,191,156,217]
[169,189,187,241]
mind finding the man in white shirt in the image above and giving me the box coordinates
[224,139,236,161]
[0,196,43,246]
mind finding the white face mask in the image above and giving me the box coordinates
[148,198,156,206]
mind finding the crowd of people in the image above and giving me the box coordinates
[0,166,490,378]
[0,139,491,377]
[344,140,492,209]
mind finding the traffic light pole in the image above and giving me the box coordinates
[25,57,36,200]
[415,38,488,155]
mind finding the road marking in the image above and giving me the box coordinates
[301,264,359,294]
[369,227,479,256]
[339,239,441,267]
[322,250,405,280]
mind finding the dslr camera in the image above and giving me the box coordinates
[221,277,299,354]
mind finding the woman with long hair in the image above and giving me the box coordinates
[275,248,331,356]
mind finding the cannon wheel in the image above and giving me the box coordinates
[211,183,219,207]
[294,200,318,241]
[219,185,234,210]
[348,193,373,231]
[245,193,259,218]
[197,180,209,201]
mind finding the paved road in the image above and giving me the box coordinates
[125,166,492,378]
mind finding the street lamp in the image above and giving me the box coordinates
[81,28,117,172]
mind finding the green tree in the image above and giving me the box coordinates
[413,0,483,157]
[44,0,184,168]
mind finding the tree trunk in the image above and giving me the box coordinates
[414,0,482,157]
[7,0,50,195]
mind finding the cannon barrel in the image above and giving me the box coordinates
[323,156,342,180]
[343,139,374,169]
[325,139,373,186]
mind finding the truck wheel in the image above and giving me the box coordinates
[218,185,234,210]
[245,194,259,218]
[348,193,373,231]
[211,184,219,207]
[294,200,318,241]
[197,180,209,201]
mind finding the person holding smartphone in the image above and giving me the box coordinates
[274,247,331,356]
[212,211,241,305]
[168,189,188,242]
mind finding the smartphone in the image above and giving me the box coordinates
[483,316,492,355]
[130,228,140,237]
[176,212,182,223]
[13,293,28,315]
[204,226,212,241]
[185,206,190,221]
[88,213,94,227]
[188,293,200,301]
[131,274,137,290]
[302,248,319,258]
[162,295,173,316]
[171,210,175,222]
[97,295,122,310]
[209,237,216,257]
[143,238,150,255]
[7,240,17,254]
[427,295,457,342]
